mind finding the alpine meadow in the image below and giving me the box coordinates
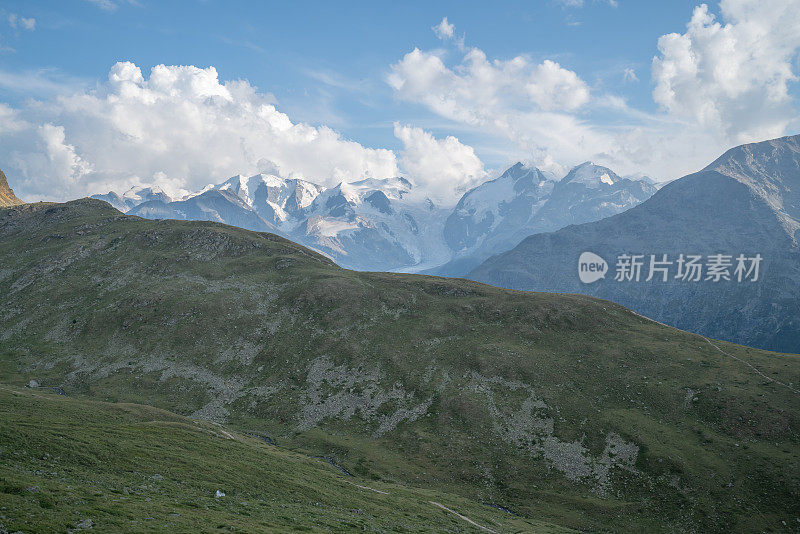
[1,1,799,533]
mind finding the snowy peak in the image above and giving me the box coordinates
[456,163,554,214]
[442,162,558,257]
[92,185,172,212]
[441,160,656,269]
[122,185,172,205]
[563,162,620,188]
[334,176,412,204]
[308,176,413,220]
[215,173,325,225]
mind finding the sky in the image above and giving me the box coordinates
[0,0,798,205]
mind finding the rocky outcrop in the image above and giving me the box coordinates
[0,169,24,207]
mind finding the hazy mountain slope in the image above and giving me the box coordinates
[128,189,279,234]
[0,385,567,533]
[0,169,24,207]
[435,163,656,276]
[1,199,797,532]
[530,163,657,233]
[470,135,800,353]
[92,185,172,213]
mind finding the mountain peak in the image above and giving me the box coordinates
[563,162,619,188]
[704,133,800,223]
[0,169,25,207]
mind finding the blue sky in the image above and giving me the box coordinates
[0,0,798,202]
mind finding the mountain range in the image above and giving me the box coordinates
[436,161,657,275]
[1,198,797,532]
[470,134,800,353]
[92,162,656,273]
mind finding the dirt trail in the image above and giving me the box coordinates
[347,482,388,495]
[429,501,497,533]
[702,337,798,394]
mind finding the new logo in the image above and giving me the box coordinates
[578,252,608,284]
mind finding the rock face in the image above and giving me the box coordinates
[470,134,800,353]
[0,169,24,207]
[435,162,657,276]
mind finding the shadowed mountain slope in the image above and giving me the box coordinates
[470,135,800,353]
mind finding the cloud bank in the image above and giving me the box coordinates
[0,62,402,200]
[2,0,799,205]
[652,0,800,141]
[388,0,800,179]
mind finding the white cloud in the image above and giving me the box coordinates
[623,68,638,83]
[85,0,118,11]
[85,0,138,12]
[652,0,800,141]
[394,124,485,204]
[0,62,399,200]
[556,0,618,7]
[388,0,800,182]
[388,48,590,120]
[432,17,454,40]
[387,46,606,173]
[8,14,35,31]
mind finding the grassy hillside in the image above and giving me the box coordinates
[1,199,799,532]
[0,385,568,533]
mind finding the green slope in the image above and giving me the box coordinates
[0,385,569,533]
[1,199,799,532]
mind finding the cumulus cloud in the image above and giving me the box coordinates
[389,49,590,119]
[432,17,454,40]
[388,0,800,181]
[652,0,800,141]
[394,124,485,204]
[0,62,399,200]
[387,46,610,174]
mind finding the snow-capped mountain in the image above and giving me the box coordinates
[213,173,323,226]
[297,177,449,271]
[92,185,172,213]
[127,189,278,233]
[529,162,657,236]
[92,162,656,273]
[434,162,657,275]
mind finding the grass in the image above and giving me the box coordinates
[0,199,798,532]
[0,385,573,533]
